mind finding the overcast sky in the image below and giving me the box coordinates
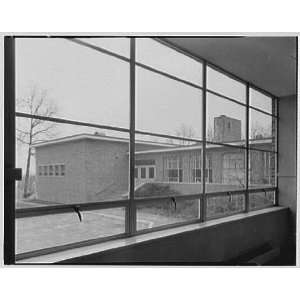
[15,37,273,171]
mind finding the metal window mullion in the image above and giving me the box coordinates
[245,83,250,212]
[127,37,136,235]
[200,61,207,222]
[275,97,279,206]
[4,36,16,264]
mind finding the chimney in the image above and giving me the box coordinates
[214,115,241,142]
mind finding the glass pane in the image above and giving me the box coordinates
[16,207,125,254]
[206,92,246,143]
[134,134,203,197]
[249,150,276,189]
[136,38,203,86]
[250,88,273,114]
[78,37,130,58]
[206,143,246,193]
[249,191,275,211]
[206,194,245,220]
[136,199,200,230]
[136,66,203,139]
[16,38,129,128]
[207,66,246,103]
[16,118,129,208]
[249,109,276,151]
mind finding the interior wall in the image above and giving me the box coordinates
[278,94,297,237]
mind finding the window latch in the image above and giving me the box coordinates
[227,192,233,203]
[73,205,82,222]
[170,196,177,210]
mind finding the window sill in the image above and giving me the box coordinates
[16,206,286,264]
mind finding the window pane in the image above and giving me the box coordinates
[206,92,246,143]
[16,207,125,254]
[249,108,276,151]
[250,88,273,114]
[206,194,245,220]
[49,165,53,176]
[249,191,275,211]
[249,150,276,189]
[55,165,59,176]
[136,38,203,86]
[16,38,129,128]
[16,118,129,208]
[206,143,246,192]
[136,199,200,230]
[136,66,203,139]
[78,37,130,58]
[141,167,146,179]
[207,66,246,103]
[149,167,155,179]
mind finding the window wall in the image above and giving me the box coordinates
[11,36,278,260]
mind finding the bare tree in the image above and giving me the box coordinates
[250,121,272,140]
[168,123,196,145]
[17,87,57,198]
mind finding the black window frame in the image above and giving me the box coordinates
[4,35,279,264]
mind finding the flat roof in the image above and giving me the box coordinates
[32,133,272,154]
[31,133,174,149]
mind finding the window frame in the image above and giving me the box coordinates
[5,35,279,263]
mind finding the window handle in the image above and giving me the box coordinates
[73,205,82,222]
[227,192,233,203]
[170,196,177,210]
[7,168,22,181]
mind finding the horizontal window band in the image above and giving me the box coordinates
[249,105,278,118]
[15,112,130,133]
[16,187,277,219]
[16,199,129,218]
[206,89,247,107]
[135,62,203,90]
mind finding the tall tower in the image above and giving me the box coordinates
[214,115,241,142]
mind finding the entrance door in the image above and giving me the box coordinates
[135,165,156,186]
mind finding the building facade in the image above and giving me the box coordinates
[33,116,275,204]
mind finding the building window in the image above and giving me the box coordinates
[60,164,65,176]
[38,166,43,176]
[141,167,146,179]
[190,154,212,183]
[134,167,138,178]
[166,156,183,182]
[43,165,48,176]
[49,165,54,176]
[223,153,244,185]
[55,165,59,176]
[149,167,155,179]
[191,155,201,182]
